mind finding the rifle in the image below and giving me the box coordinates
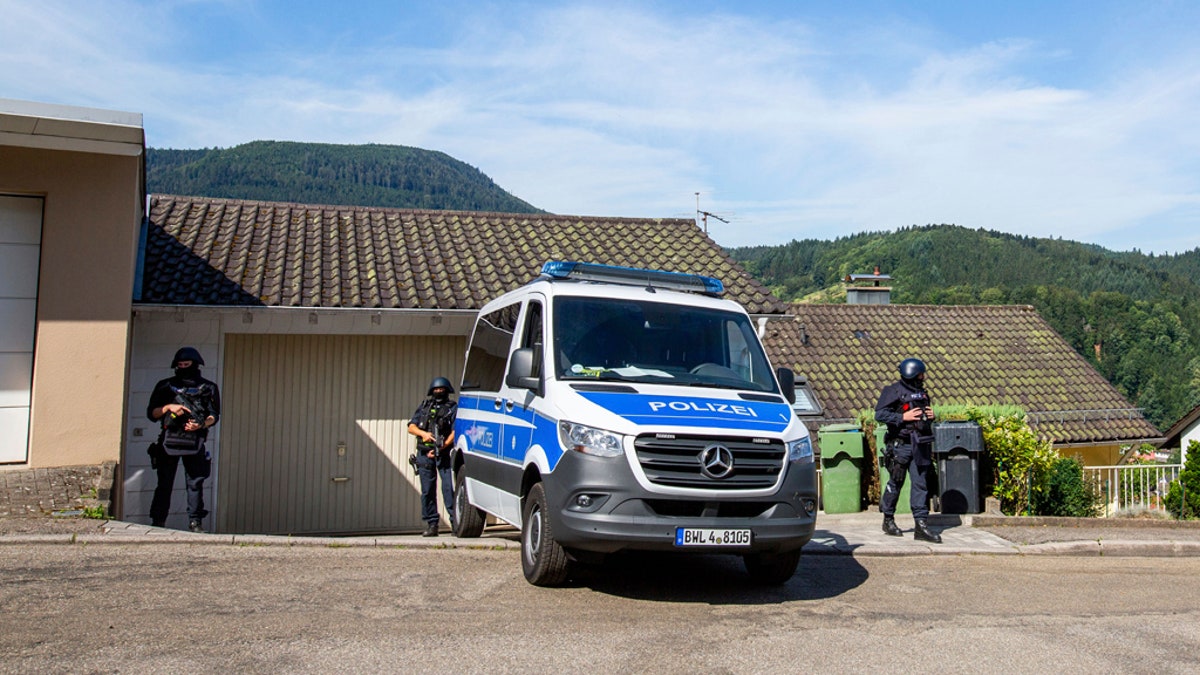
[165,385,211,433]
[410,403,446,466]
[159,383,213,455]
[883,390,932,478]
[898,390,933,444]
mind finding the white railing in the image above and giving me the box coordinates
[1083,464,1183,516]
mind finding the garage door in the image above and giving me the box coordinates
[217,333,466,535]
[0,195,42,464]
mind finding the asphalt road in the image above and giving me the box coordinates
[3,544,1198,673]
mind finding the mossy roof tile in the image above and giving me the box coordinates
[141,195,786,314]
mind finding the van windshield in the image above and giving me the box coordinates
[553,296,779,393]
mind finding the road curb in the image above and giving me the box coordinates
[1012,539,1200,557]
[3,518,1198,557]
[0,533,523,549]
[4,536,1197,556]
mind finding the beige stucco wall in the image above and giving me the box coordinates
[1060,442,1125,467]
[0,144,143,468]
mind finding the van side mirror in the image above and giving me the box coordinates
[506,347,542,392]
[776,367,796,404]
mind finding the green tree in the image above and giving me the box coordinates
[1166,440,1200,519]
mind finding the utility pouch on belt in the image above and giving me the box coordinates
[881,447,897,477]
[147,441,165,469]
[161,429,203,456]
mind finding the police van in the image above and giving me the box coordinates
[450,261,817,586]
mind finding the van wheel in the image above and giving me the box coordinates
[743,550,801,585]
[452,470,485,538]
[521,483,570,586]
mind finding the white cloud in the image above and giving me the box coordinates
[3,1,1198,253]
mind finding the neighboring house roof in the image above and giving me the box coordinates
[1159,403,1200,450]
[763,303,1162,446]
[139,195,786,314]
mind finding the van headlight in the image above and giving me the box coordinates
[788,436,814,463]
[559,421,625,458]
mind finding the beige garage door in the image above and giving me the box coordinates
[217,333,465,535]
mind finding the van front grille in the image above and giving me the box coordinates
[633,434,784,490]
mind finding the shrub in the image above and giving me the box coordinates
[1165,440,1200,519]
[965,407,1059,515]
[1031,457,1102,517]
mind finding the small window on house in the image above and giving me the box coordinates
[791,377,823,416]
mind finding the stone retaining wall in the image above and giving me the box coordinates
[0,463,118,517]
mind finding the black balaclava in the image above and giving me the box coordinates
[172,347,204,382]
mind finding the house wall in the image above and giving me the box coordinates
[1057,442,1125,467]
[1182,424,1198,465]
[124,307,475,531]
[0,144,142,470]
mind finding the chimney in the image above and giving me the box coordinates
[845,266,892,305]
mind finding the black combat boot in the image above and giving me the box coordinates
[422,522,439,537]
[882,514,903,537]
[913,519,942,543]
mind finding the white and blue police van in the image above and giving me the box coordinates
[450,261,817,586]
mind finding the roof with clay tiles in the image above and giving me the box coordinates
[138,195,786,314]
[763,303,1161,446]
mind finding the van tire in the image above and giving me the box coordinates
[452,470,485,538]
[743,550,801,585]
[521,483,570,586]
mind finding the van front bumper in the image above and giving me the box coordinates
[544,450,818,555]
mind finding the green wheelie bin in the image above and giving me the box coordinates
[818,423,864,513]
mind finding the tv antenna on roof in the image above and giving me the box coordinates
[694,192,731,234]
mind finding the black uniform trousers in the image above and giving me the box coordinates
[416,452,454,526]
[879,440,934,519]
[150,451,211,524]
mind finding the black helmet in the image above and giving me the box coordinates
[171,347,205,368]
[427,376,455,395]
[898,358,926,381]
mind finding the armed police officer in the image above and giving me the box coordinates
[407,377,458,537]
[147,347,221,532]
[875,357,942,543]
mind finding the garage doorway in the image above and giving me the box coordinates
[217,333,465,535]
[0,195,42,464]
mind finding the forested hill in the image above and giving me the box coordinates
[729,225,1200,430]
[147,141,544,213]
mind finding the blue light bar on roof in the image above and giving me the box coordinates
[540,261,724,296]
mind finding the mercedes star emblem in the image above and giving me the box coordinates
[699,444,735,479]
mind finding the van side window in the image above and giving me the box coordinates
[520,300,544,378]
[462,301,521,391]
[726,319,752,381]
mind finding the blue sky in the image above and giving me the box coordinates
[3,1,1199,254]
